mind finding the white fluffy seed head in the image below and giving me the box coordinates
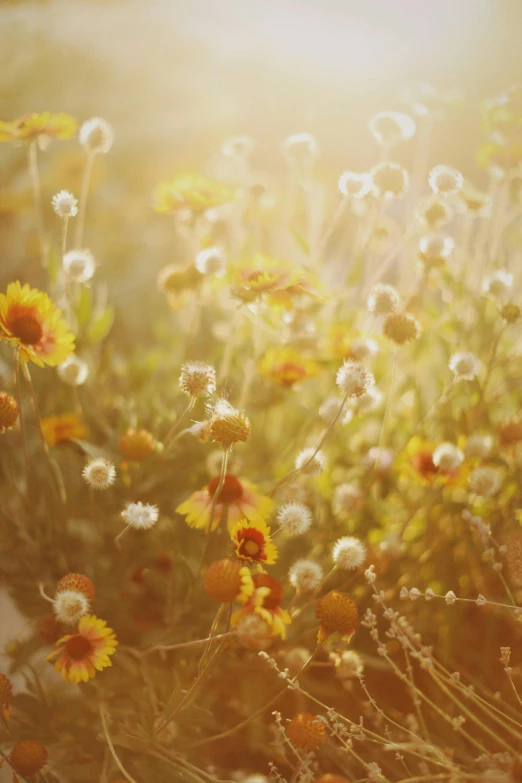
[351,387,383,414]
[52,190,78,218]
[432,443,464,472]
[482,270,514,299]
[121,502,159,530]
[236,614,273,651]
[276,502,313,537]
[319,396,343,422]
[331,649,364,679]
[338,171,372,198]
[428,164,464,195]
[57,355,89,386]
[365,447,394,471]
[295,448,327,475]
[179,362,216,397]
[289,559,323,592]
[79,117,114,154]
[281,132,318,163]
[449,351,481,380]
[418,232,454,263]
[333,483,362,515]
[367,283,401,316]
[469,466,502,497]
[283,646,312,674]
[53,590,90,625]
[82,458,116,490]
[349,337,379,362]
[63,249,96,284]
[336,361,375,397]
[465,434,493,459]
[332,536,367,570]
[195,246,227,276]
[368,111,416,146]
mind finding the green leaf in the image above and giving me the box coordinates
[87,306,115,344]
[76,286,92,329]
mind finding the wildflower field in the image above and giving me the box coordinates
[2,5,522,783]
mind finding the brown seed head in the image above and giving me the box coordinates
[383,312,421,345]
[501,303,521,324]
[0,392,19,433]
[498,416,522,447]
[9,740,48,777]
[286,713,326,750]
[315,591,358,640]
[119,428,157,462]
[208,401,251,449]
[204,559,244,603]
[56,573,95,601]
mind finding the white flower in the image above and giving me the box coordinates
[469,466,502,497]
[351,387,383,414]
[338,171,371,198]
[276,502,313,537]
[368,111,416,146]
[79,117,114,154]
[57,355,89,386]
[195,246,226,276]
[432,443,464,472]
[336,361,375,397]
[63,248,96,284]
[333,482,362,515]
[236,614,273,651]
[449,351,481,380]
[367,283,400,316]
[51,190,78,218]
[428,164,463,195]
[295,448,326,475]
[289,560,323,592]
[332,536,367,570]
[482,270,514,299]
[465,434,493,459]
[121,502,159,530]
[82,458,116,490]
[53,590,90,625]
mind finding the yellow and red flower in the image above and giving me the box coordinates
[176,474,273,532]
[258,346,320,388]
[41,413,87,447]
[228,254,322,309]
[153,174,238,214]
[46,614,117,683]
[398,436,469,488]
[232,573,290,638]
[0,112,77,146]
[231,518,278,565]
[0,282,75,366]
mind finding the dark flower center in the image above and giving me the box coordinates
[10,314,43,345]
[64,635,93,661]
[412,451,437,476]
[241,538,261,558]
[208,474,244,504]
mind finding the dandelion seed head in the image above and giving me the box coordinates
[449,351,481,380]
[121,501,159,530]
[418,232,454,266]
[469,466,502,497]
[336,360,375,397]
[333,483,362,515]
[57,355,89,386]
[276,502,313,537]
[179,361,216,397]
[332,536,367,570]
[330,649,364,679]
[370,162,409,199]
[368,111,416,146]
[432,443,464,472]
[289,559,323,592]
[51,190,78,218]
[428,164,464,195]
[465,434,493,459]
[367,284,401,316]
[195,246,227,276]
[82,458,116,490]
[208,398,251,449]
[351,386,383,414]
[53,590,90,625]
[338,171,372,198]
[63,249,96,284]
[236,613,274,651]
[319,396,343,422]
[79,117,114,154]
[295,447,326,475]
[383,312,421,345]
[283,646,311,674]
[281,132,318,163]
[349,337,379,362]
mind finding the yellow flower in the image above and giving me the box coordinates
[258,346,320,388]
[230,518,278,565]
[153,174,238,214]
[41,413,87,447]
[228,254,322,308]
[0,282,75,366]
[176,474,273,533]
[232,573,291,639]
[0,112,77,146]
[46,614,117,683]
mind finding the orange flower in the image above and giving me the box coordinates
[176,474,273,532]
[0,112,77,147]
[46,614,117,683]
[41,413,87,447]
[231,518,278,565]
[258,347,320,388]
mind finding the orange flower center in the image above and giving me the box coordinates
[10,314,43,345]
[412,450,437,476]
[275,362,307,387]
[64,635,93,660]
[242,538,261,557]
[208,474,244,504]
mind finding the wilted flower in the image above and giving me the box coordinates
[332,536,367,570]
[428,164,464,195]
[52,190,78,218]
[63,249,96,284]
[79,117,114,154]
[208,399,251,449]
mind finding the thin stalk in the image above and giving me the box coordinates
[98,701,139,783]
[163,397,196,449]
[27,142,47,267]
[75,150,95,247]
[140,630,235,657]
[15,351,31,494]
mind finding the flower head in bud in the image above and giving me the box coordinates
[482,270,514,299]
[336,360,375,397]
[63,249,96,284]
[383,312,421,345]
[195,246,227,276]
[432,443,464,473]
[332,536,367,570]
[57,355,89,386]
[370,162,409,199]
[79,117,114,154]
[53,590,90,625]
[52,190,78,218]
[289,559,323,592]
[367,283,401,316]
[276,502,312,537]
[469,466,502,497]
[82,458,116,490]
[9,740,48,778]
[119,428,157,462]
[338,171,371,198]
[0,392,19,434]
[428,164,464,195]
[449,351,481,380]
[295,447,327,475]
[207,398,251,449]
[121,502,159,530]
[286,713,326,750]
[179,362,216,398]
[368,111,416,146]
[316,590,358,641]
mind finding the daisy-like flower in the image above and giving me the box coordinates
[332,536,367,570]
[231,518,278,565]
[338,171,372,198]
[46,615,117,683]
[289,559,323,592]
[432,443,464,473]
[229,254,321,309]
[232,573,291,639]
[428,164,464,195]
[52,190,78,218]
[195,246,227,276]
[482,270,514,299]
[79,118,114,154]
[63,249,96,284]
[82,458,116,490]
[57,355,89,386]
[0,282,75,366]
[121,502,159,530]
[276,502,313,537]
[0,112,77,148]
[259,346,320,388]
[176,474,273,532]
[368,111,416,146]
[336,360,375,397]
[449,351,481,380]
[295,447,327,475]
[153,174,238,215]
[41,413,87,447]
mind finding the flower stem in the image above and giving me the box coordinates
[14,352,31,496]
[27,142,47,267]
[75,150,95,247]
[98,701,139,783]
